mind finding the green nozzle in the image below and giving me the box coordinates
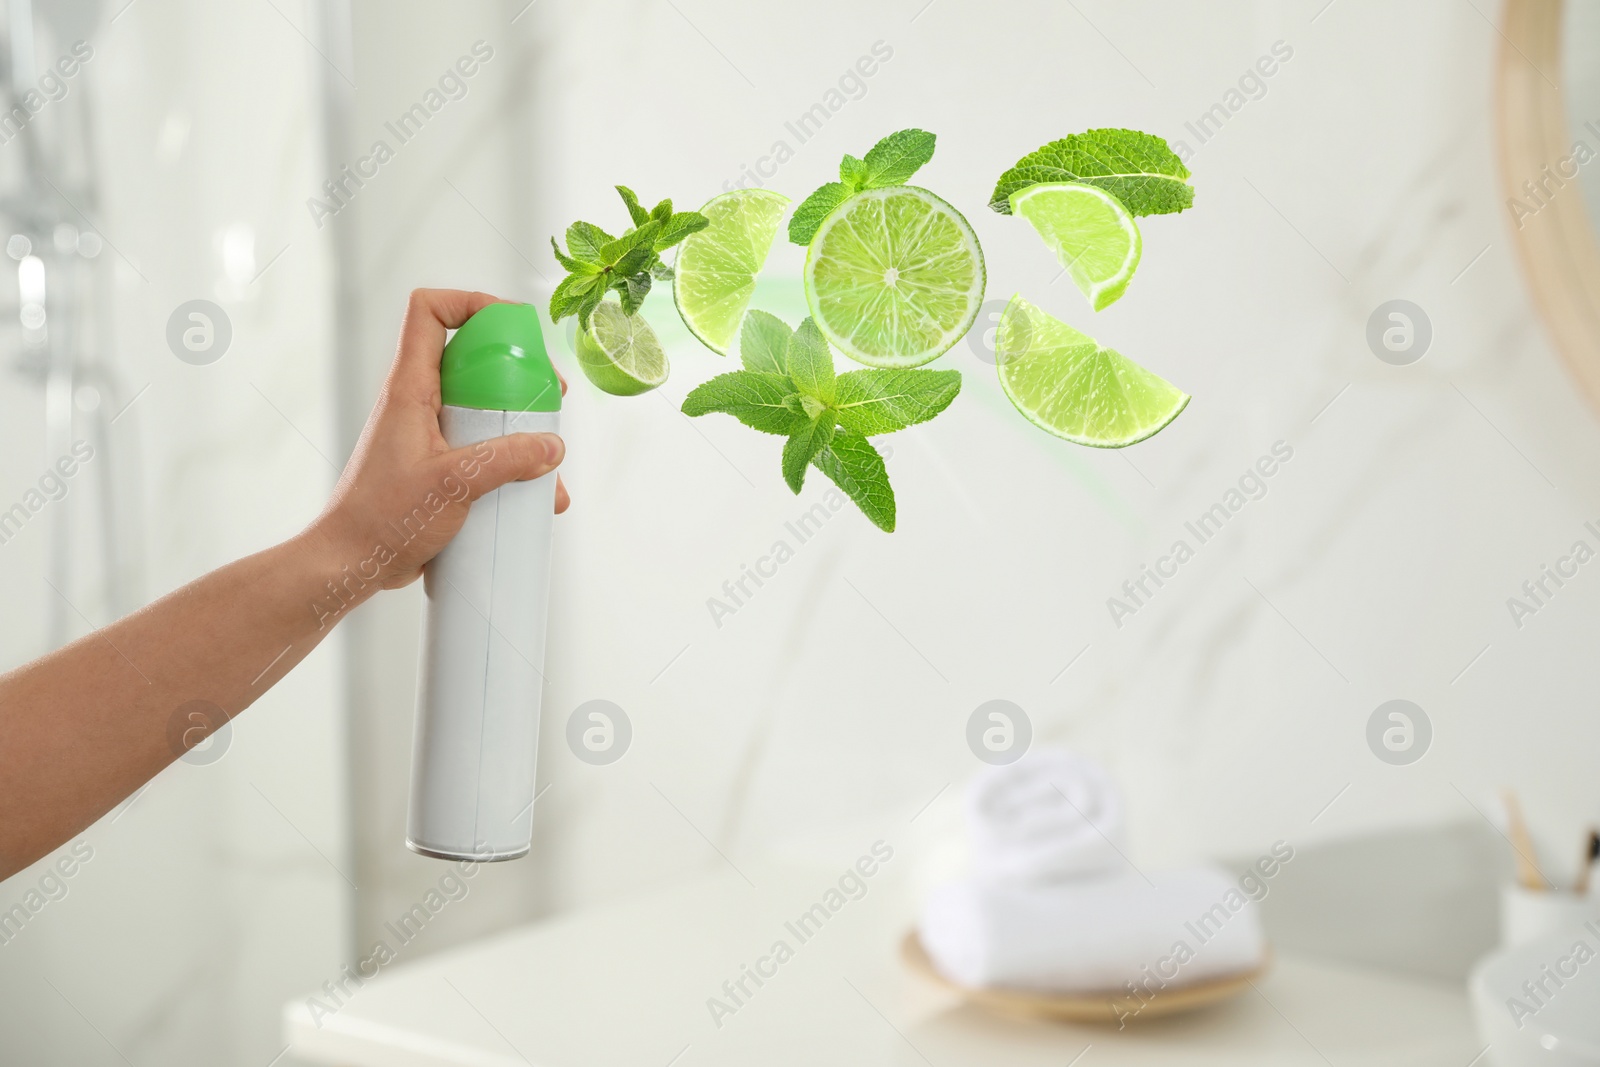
[438,303,562,412]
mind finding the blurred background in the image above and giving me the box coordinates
[2,0,1599,1063]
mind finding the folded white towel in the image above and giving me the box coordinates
[965,748,1127,884]
[919,866,1267,994]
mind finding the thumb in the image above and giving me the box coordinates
[446,433,565,502]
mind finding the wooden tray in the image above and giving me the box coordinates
[900,930,1269,1024]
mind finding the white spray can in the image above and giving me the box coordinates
[407,303,562,861]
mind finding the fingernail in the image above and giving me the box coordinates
[543,435,564,464]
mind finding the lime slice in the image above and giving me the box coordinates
[576,300,668,396]
[803,185,985,368]
[995,294,1187,447]
[1010,182,1141,311]
[673,188,790,354]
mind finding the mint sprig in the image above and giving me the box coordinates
[549,187,709,329]
[787,128,937,245]
[682,310,960,532]
[988,128,1192,216]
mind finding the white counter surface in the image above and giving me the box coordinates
[284,861,1479,1066]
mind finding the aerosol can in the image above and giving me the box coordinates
[407,302,561,861]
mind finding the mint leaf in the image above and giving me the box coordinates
[616,186,650,228]
[576,288,606,330]
[617,271,651,316]
[788,182,852,245]
[651,261,675,281]
[609,245,655,279]
[861,128,935,188]
[550,272,605,324]
[790,129,938,245]
[551,237,600,274]
[812,429,895,532]
[989,128,1192,216]
[782,418,834,493]
[600,221,661,265]
[839,154,869,189]
[653,211,709,251]
[740,310,792,374]
[566,221,614,262]
[550,282,607,330]
[682,371,810,436]
[785,318,836,404]
[833,368,961,436]
[650,198,672,222]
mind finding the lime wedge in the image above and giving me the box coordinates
[673,188,789,354]
[803,185,985,368]
[995,294,1187,447]
[576,300,668,396]
[1010,182,1141,311]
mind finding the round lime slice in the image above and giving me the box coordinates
[803,185,985,368]
[1009,182,1141,311]
[576,300,668,396]
[995,294,1187,447]
[672,188,790,355]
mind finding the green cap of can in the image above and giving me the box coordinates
[438,303,562,412]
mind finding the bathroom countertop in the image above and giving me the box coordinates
[284,861,1481,1066]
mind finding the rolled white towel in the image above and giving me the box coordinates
[965,748,1127,884]
[919,866,1267,994]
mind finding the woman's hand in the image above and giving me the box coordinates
[303,288,569,596]
[0,287,571,878]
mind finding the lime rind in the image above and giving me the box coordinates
[577,300,668,397]
[995,294,1187,447]
[673,188,790,355]
[803,185,986,369]
[1010,182,1141,312]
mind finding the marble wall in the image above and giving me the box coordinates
[7,2,1596,1062]
[0,1,348,1064]
[332,0,1600,963]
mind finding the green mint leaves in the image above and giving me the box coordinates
[682,370,806,435]
[782,416,834,494]
[788,128,937,245]
[787,184,852,248]
[681,310,960,531]
[737,310,791,374]
[549,186,709,329]
[812,432,895,530]
[989,128,1192,216]
[785,317,836,405]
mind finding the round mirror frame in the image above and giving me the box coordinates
[1498,0,1600,410]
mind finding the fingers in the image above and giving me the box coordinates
[555,474,570,513]
[391,288,507,398]
[446,432,565,502]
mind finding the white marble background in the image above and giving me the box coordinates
[313,0,1600,976]
[488,0,1600,916]
[4,0,1600,1063]
[0,2,347,1065]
